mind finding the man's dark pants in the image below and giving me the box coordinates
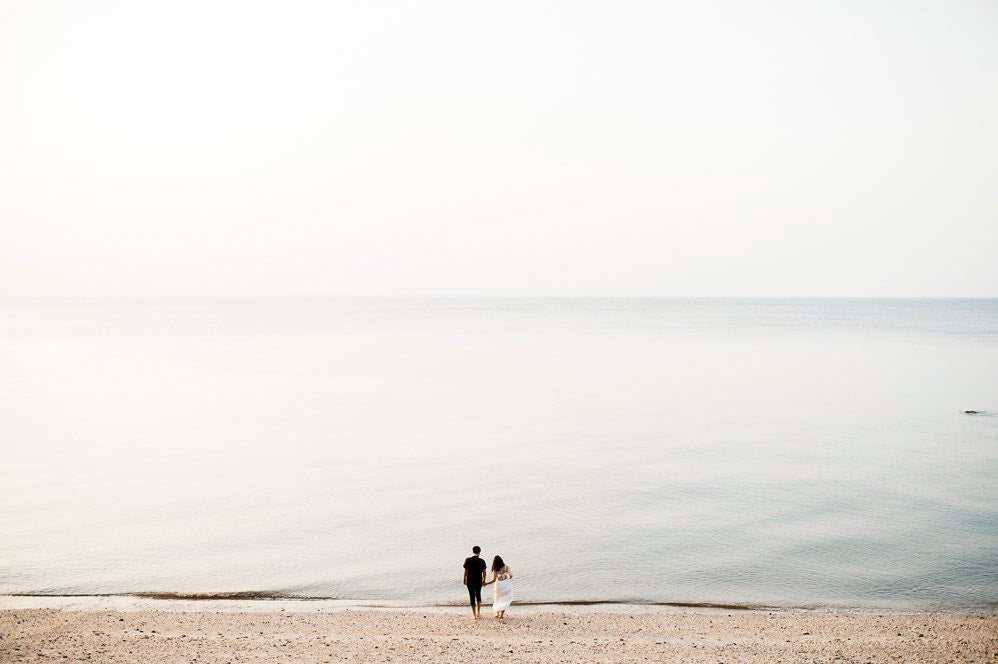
[467,583,482,608]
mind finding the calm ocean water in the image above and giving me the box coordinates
[1,299,996,610]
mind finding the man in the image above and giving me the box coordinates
[462,545,487,620]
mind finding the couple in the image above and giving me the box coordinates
[461,545,513,620]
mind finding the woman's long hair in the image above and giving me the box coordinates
[492,555,505,573]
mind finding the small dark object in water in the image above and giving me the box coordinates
[964,410,980,414]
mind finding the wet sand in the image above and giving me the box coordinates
[2,607,995,662]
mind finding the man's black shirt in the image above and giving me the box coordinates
[463,556,486,587]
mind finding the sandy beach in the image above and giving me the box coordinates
[2,607,995,663]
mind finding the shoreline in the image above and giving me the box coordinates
[3,593,995,615]
[0,594,773,612]
[3,607,995,663]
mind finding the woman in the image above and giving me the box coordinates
[483,555,513,618]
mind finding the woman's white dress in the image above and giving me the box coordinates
[493,566,513,612]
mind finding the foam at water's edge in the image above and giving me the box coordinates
[7,592,324,602]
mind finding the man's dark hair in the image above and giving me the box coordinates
[472,546,481,554]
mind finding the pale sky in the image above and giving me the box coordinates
[1,0,996,297]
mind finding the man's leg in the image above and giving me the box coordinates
[468,585,477,618]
